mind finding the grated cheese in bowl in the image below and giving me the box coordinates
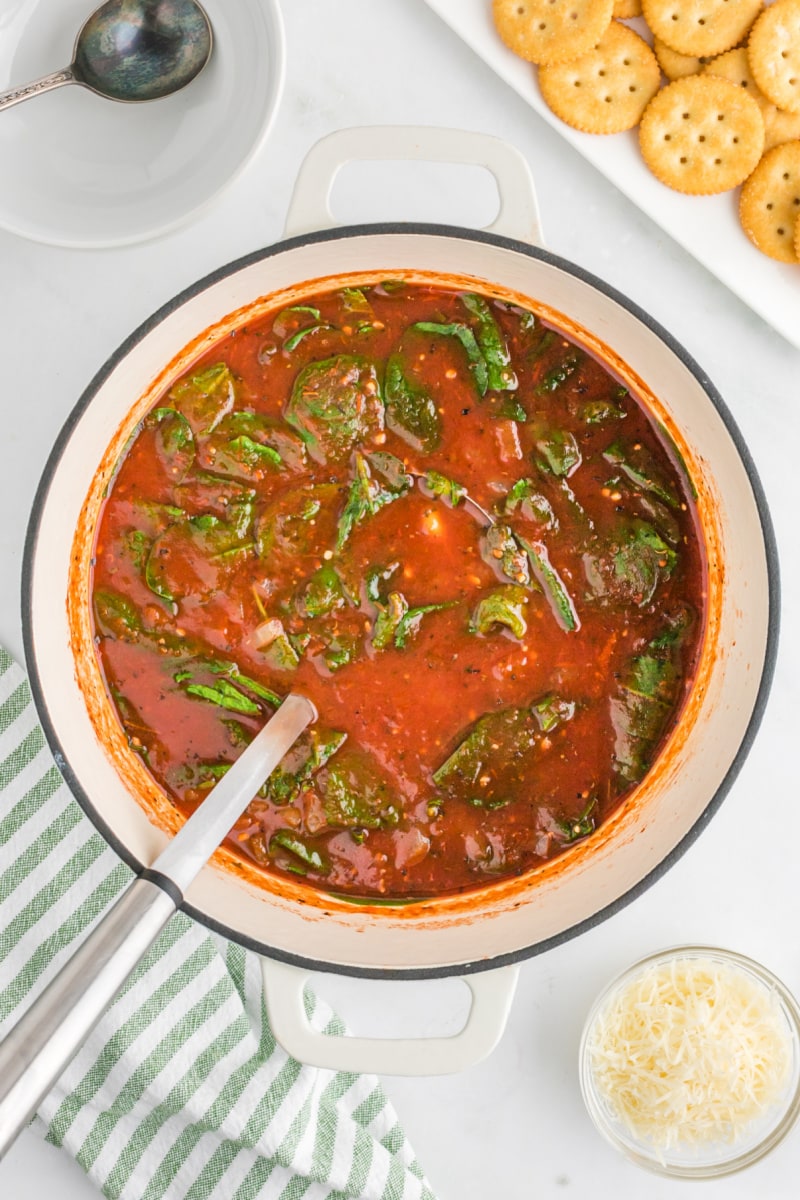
[579,948,800,1178]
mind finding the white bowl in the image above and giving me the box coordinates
[0,0,285,248]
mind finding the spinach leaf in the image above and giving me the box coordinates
[269,830,330,875]
[130,500,186,532]
[321,630,360,673]
[603,440,680,510]
[302,563,347,618]
[263,727,347,806]
[520,538,579,632]
[170,363,237,435]
[175,658,282,713]
[339,287,372,315]
[372,591,408,650]
[315,747,401,830]
[262,634,301,672]
[121,528,151,572]
[580,398,626,425]
[503,478,557,529]
[182,680,261,715]
[365,560,401,605]
[368,450,413,494]
[394,600,456,649]
[145,513,253,605]
[557,797,597,843]
[206,411,307,475]
[482,523,531,587]
[526,328,556,362]
[532,694,576,732]
[460,294,518,392]
[584,519,677,608]
[210,435,282,479]
[372,592,456,650]
[337,451,409,549]
[636,493,681,547]
[256,483,340,563]
[145,408,195,482]
[412,321,489,397]
[433,697,575,810]
[535,351,581,394]
[384,353,442,453]
[93,589,144,640]
[611,609,692,785]
[283,324,333,352]
[535,429,582,478]
[423,469,466,507]
[285,355,383,465]
[471,585,529,639]
[272,305,321,340]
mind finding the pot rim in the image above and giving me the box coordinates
[21,221,781,979]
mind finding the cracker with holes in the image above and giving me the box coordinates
[642,0,762,59]
[703,47,772,116]
[703,47,800,151]
[654,36,711,80]
[739,140,800,262]
[540,22,661,133]
[765,105,800,152]
[639,75,765,193]
[748,0,800,114]
[492,0,614,66]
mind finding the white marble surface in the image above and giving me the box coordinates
[2,1,800,1197]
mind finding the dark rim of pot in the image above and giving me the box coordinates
[21,223,781,981]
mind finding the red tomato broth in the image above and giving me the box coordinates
[89,280,707,898]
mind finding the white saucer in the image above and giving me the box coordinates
[0,0,285,248]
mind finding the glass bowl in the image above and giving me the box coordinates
[579,946,800,1178]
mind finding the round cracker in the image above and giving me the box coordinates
[639,74,765,193]
[613,0,642,16]
[748,0,800,115]
[795,210,800,259]
[492,0,614,66]
[703,47,772,117]
[642,0,762,59]
[765,105,800,152]
[653,37,711,80]
[539,22,661,134]
[739,140,800,262]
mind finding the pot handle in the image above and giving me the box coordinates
[261,957,519,1076]
[283,125,544,246]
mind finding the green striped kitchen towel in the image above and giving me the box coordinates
[0,648,437,1200]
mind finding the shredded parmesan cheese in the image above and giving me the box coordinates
[586,956,794,1153]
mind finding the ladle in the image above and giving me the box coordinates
[0,693,316,1157]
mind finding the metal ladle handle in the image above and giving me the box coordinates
[0,67,76,113]
[0,876,176,1156]
[0,693,316,1158]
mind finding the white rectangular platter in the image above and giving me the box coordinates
[423,0,800,351]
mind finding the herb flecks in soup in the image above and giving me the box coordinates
[91,282,706,898]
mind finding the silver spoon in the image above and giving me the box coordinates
[0,692,316,1158]
[0,0,213,113]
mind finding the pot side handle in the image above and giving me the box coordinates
[261,957,520,1076]
[283,125,544,246]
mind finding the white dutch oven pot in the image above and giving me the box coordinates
[23,128,778,1076]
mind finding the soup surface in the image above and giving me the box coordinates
[91,280,706,898]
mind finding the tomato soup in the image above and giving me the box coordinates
[90,281,706,898]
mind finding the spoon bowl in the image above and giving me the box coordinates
[0,0,212,111]
[74,0,213,102]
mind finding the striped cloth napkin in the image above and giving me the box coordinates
[0,648,437,1200]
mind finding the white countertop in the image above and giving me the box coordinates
[2,2,800,1197]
